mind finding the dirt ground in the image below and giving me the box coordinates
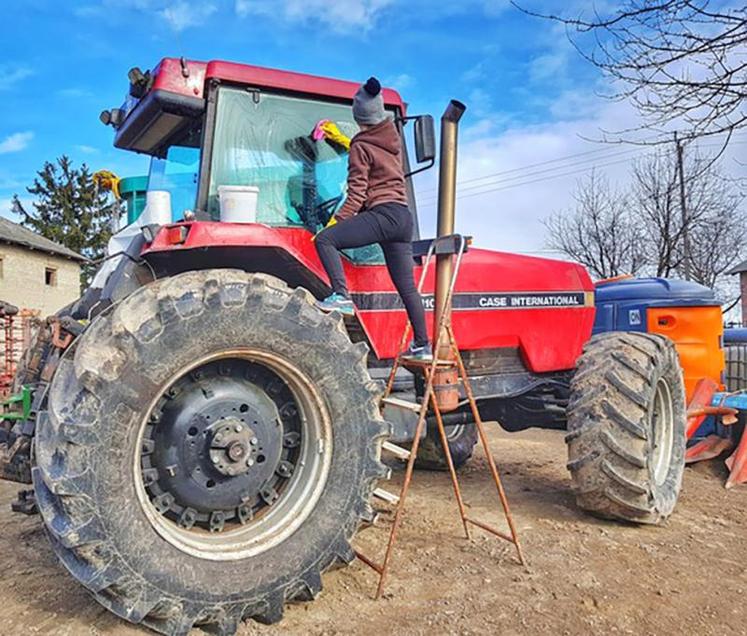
[0,427,744,636]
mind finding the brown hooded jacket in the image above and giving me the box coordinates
[335,118,408,220]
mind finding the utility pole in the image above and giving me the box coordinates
[674,131,691,280]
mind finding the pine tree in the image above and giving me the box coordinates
[12,156,116,288]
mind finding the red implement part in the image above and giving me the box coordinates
[50,320,73,350]
[686,378,719,438]
[725,431,747,489]
[685,435,735,464]
[687,405,738,425]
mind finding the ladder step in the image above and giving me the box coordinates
[372,488,400,505]
[381,396,422,413]
[382,440,412,461]
[401,357,457,369]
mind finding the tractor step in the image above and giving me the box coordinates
[380,396,422,413]
[372,488,400,505]
[381,441,411,461]
[401,357,456,369]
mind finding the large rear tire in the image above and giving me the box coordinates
[566,332,686,524]
[33,270,388,635]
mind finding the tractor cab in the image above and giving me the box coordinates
[99,57,595,376]
[102,58,433,247]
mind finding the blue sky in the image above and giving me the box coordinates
[1,1,740,254]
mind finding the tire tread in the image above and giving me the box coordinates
[34,270,388,635]
[565,331,686,525]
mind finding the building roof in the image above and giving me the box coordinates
[0,216,87,262]
[728,260,747,275]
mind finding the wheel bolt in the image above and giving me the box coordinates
[250,437,258,445]
[215,434,222,442]
[235,425,242,433]
[212,457,219,464]
[246,458,254,467]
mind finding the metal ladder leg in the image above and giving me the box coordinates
[429,377,471,540]
[372,386,431,599]
[448,324,527,567]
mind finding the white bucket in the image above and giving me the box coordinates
[218,185,259,223]
[141,190,172,225]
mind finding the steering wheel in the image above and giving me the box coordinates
[292,195,343,231]
[316,195,343,225]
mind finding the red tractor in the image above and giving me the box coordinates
[2,58,686,635]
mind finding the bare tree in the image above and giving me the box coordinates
[544,171,645,279]
[547,152,745,286]
[518,1,747,144]
[630,151,684,277]
[632,149,746,284]
[688,210,747,290]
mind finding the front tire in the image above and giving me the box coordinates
[415,421,478,470]
[566,332,686,524]
[33,270,388,634]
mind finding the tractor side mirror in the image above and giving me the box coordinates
[401,114,436,179]
[414,115,436,164]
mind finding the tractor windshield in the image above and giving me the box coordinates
[208,87,360,229]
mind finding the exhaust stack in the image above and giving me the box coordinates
[433,100,466,352]
[432,99,466,412]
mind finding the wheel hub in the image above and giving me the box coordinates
[139,358,305,533]
[209,418,257,476]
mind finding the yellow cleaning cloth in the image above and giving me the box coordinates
[320,121,351,150]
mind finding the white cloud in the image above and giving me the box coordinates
[0,66,34,90]
[414,90,745,259]
[528,49,570,84]
[74,0,153,18]
[384,73,414,91]
[466,87,494,118]
[160,1,216,32]
[460,61,487,84]
[482,0,510,17]
[0,199,13,222]
[0,132,33,155]
[235,0,395,32]
[0,175,24,191]
[0,197,33,223]
[75,1,216,31]
[57,87,94,99]
[75,145,99,155]
[413,92,647,254]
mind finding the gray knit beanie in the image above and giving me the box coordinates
[352,77,386,125]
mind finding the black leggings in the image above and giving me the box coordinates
[315,202,429,346]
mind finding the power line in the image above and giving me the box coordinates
[420,146,643,200]
[416,145,639,195]
[418,155,643,205]
[416,140,747,206]
[416,132,747,197]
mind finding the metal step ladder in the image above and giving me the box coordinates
[355,234,527,599]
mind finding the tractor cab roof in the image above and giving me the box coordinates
[106,57,406,156]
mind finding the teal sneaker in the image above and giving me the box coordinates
[403,341,433,361]
[317,293,355,316]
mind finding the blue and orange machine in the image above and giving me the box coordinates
[593,276,746,488]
